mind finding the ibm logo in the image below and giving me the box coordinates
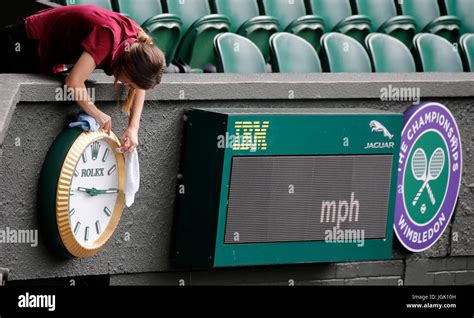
[232,121,269,152]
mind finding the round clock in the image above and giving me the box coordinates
[38,128,125,258]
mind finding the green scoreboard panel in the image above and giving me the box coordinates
[173,108,402,268]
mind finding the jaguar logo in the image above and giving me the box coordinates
[370,120,394,140]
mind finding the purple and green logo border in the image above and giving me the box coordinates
[394,102,462,252]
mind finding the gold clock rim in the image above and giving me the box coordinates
[55,130,125,258]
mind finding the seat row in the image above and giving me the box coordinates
[215,32,473,73]
[52,0,474,73]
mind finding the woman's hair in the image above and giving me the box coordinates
[114,30,166,114]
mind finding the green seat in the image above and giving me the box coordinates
[398,0,461,43]
[459,33,474,71]
[214,33,266,73]
[210,0,279,63]
[114,0,181,66]
[413,33,463,72]
[305,0,371,44]
[61,0,112,10]
[114,0,162,25]
[352,0,416,48]
[440,0,474,34]
[258,0,325,52]
[269,32,321,73]
[162,0,230,72]
[320,32,372,72]
[141,15,182,67]
[365,33,415,72]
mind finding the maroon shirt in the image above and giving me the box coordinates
[25,5,141,75]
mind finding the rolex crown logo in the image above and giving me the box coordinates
[91,141,101,160]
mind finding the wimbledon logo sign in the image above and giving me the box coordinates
[394,102,462,252]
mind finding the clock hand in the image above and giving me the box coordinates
[77,187,118,196]
[77,187,92,194]
[77,187,99,196]
[94,188,119,195]
[103,188,119,194]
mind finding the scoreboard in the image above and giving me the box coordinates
[173,108,402,268]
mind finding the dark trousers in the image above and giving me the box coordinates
[0,20,40,73]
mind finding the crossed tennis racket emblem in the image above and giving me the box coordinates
[411,147,446,208]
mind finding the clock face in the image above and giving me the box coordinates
[69,138,119,247]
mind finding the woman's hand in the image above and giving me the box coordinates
[94,110,112,135]
[121,126,139,153]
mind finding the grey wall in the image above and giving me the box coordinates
[0,73,473,285]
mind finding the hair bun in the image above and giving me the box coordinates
[137,30,153,45]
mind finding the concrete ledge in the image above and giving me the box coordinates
[1,72,473,146]
[12,72,474,102]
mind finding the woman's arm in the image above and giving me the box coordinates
[121,89,145,153]
[65,51,112,134]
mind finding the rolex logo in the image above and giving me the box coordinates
[91,141,101,160]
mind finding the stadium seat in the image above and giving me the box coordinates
[412,33,463,72]
[398,0,461,43]
[214,33,266,73]
[269,32,321,73]
[320,32,372,72]
[162,0,230,72]
[114,0,162,25]
[60,0,113,10]
[352,0,416,48]
[365,33,416,72]
[459,33,474,72]
[114,0,182,67]
[210,0,279,63]
[439,0,474,34]
[305,0,371,44]
[257,0,325,52]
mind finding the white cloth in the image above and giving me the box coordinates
[117,148,140,207]
[69,113,139,207]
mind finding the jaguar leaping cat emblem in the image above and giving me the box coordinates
[369,120,394,140]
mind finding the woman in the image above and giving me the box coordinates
[0,5,166,153]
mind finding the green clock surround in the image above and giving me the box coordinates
[38,128,125,258]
